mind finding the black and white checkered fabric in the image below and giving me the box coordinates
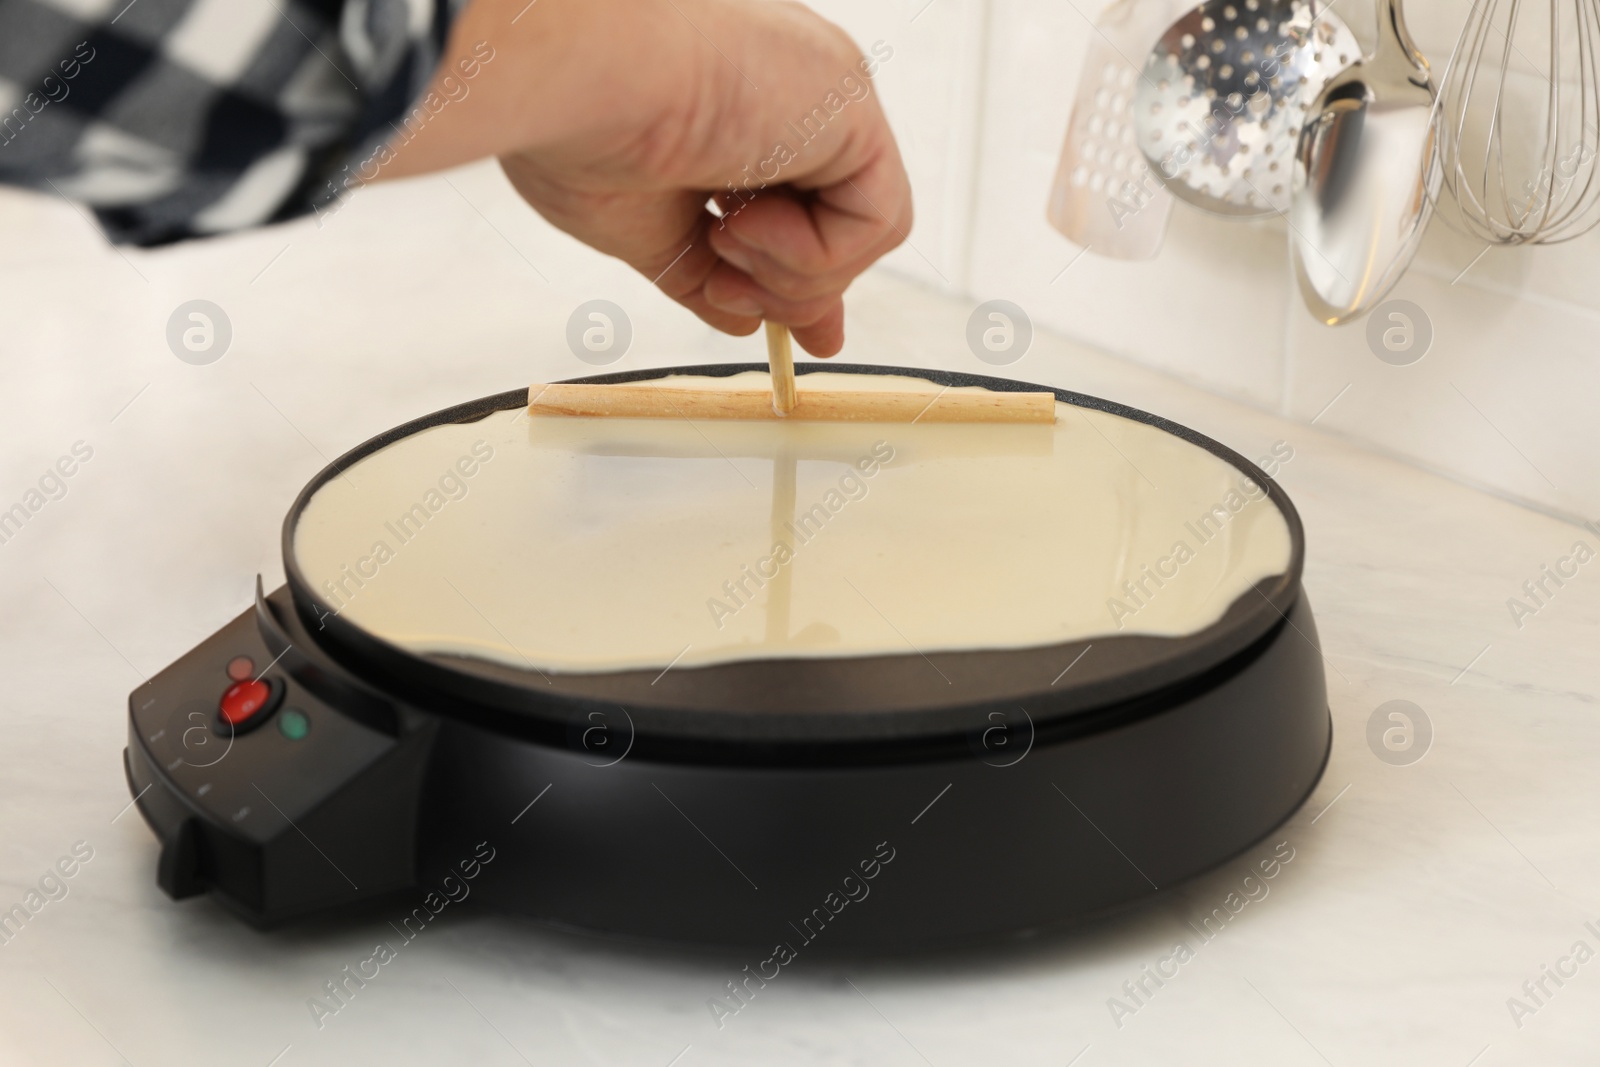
[0,0,460,245]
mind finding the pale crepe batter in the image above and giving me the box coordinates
[292,372,1292,673]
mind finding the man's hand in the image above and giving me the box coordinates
[380,0,912,357]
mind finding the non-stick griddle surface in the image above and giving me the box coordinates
[282,364,1304,752]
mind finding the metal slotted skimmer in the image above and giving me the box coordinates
[1048,0,1187,260]
[1134,0,1359,216]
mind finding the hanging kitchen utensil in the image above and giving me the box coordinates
[1134,0,1360,217]
[1048,0,1188,259]
[1435,0,1600,244]
[1289,0,1438,324]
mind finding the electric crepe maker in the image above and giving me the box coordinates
[123,363,1329,951]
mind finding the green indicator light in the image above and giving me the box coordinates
[279,707,311,741]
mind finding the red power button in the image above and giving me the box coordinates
[219,679,277,727]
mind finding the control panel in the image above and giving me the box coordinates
[124,582,437,926]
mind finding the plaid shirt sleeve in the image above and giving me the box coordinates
[0,0,465,246]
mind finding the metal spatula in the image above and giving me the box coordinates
[1047,0,1181,259]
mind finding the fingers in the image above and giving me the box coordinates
[697,138,911,354]
[706,198,889,305]
[701,258,837,326]
[697,258,844,355]
[652,235,845,356]
[505,151,905,358]
[629,200,850,356]
[789,300,846,357]
[712,143,912,289]
[640,226,765,338]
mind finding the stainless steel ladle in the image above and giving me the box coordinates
[1289,0,1439,324]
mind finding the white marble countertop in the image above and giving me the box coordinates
[0,171,1597,1066]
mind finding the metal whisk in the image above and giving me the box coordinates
[1436,0,1600,244]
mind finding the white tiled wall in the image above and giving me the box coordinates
[953,0,1600,522]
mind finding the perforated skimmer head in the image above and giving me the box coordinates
[1134,0,1359,216]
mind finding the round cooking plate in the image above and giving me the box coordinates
[281,364,1304,757]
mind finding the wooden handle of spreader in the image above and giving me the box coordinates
[526,383,1057,423]
[765,322,797,416]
